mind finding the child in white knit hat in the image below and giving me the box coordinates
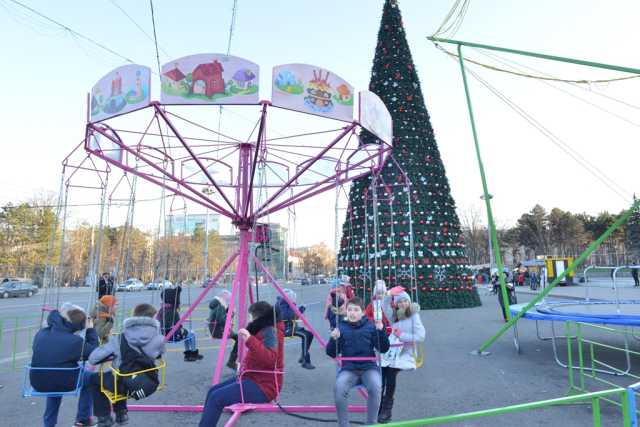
[365,280,391,335]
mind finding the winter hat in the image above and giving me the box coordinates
[331,293,345,307]
[341,275,350,285]
[393,291,411,306]
[373,280,387,294]
[330,279,342,289]
[283,289,296,301]
[161,287,181,306]
[218,289,232,304]
[99,295,118,309]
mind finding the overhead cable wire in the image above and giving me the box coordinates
[5,0,160,76]
[437,45,640,85]
[438,44,636,199]
[110,0,171,60]
[466,47,640,130]
[446,53,632,203]
[217,0,239,157]
[149,0,162,79]
[469,46,640,112]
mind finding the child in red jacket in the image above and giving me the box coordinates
[366,280,392,335]
[199,301,284,427]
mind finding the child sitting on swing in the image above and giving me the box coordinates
[88,303,165,427]
[31,308,99,427]
[157,287,203,362]
[366,280,392,335]
[278,288,315,369]
[199,301,285,427]
[207,289,239,370]
[326,297,390,427]
[377,286,425,423]
[325,279,347,330]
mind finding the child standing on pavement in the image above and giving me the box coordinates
[326,297,390,427]
[378,286,425,423]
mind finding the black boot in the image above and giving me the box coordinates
[190,349,204,361]
[98,416,116,427]
[301,353,315,370]
[377,395,394,424]
[226,352,238,370]
[115,409,129,426]
[184,350,194,362]
[298,350,304,364]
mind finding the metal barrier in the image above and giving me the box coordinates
[566,321,640,416]
[0,315,41,371]
[382,388,631,426]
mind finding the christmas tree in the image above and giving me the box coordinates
[337,0,481,310]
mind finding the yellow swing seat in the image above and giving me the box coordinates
[99,358,166,404]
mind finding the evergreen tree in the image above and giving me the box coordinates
[338,0,481,309]
[627,195,640,260]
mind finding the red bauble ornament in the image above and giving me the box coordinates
[445,288,450,292]
[438,287,442,291]
[422,287,427,291]
[395,243,400,247]
[428,275,433,279]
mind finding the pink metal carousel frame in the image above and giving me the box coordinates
[62,93,393,424]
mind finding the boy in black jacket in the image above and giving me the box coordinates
[326,297,389,427]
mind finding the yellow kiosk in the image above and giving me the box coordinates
[542,256,575,286]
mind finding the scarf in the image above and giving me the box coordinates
[156,303,173,323]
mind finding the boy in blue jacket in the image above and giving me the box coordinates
[326,297,390,427]
[31,308,100,427]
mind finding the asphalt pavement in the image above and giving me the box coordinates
[1,281,639,426]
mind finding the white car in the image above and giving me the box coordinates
[116,279,144,292]
[146,280,173,290]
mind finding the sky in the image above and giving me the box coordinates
[1,0,639,248]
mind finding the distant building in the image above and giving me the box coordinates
[165,213,221,236]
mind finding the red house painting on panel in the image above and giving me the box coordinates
[189,59,225,99]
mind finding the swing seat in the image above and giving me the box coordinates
[237,368,284,405]
[160,321,192,344]
[99,358,165,404]
[333,357,382,390]
[22,363,85,398]
[204,314,236,339]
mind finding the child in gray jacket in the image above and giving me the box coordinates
[88,303,165,427]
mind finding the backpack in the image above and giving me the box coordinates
[118,336,160,400]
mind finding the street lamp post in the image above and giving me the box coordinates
[202,187,216,286]
[480,194,494,266]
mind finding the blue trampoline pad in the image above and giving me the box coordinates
[509,301,640,327]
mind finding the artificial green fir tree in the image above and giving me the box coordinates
[337,0,481,310]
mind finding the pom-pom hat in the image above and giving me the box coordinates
[283,288,297,301]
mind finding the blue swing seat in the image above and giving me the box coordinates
[160,321,192,344]
[22,362,85,397]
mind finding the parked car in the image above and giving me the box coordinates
[0,281,38,298]
[146,280,173,290]
[301,278,309,286]
[116,279,144,292]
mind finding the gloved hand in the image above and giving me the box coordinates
[389,286,405,296]
[106,317,113,323]
[393,328,403,338]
